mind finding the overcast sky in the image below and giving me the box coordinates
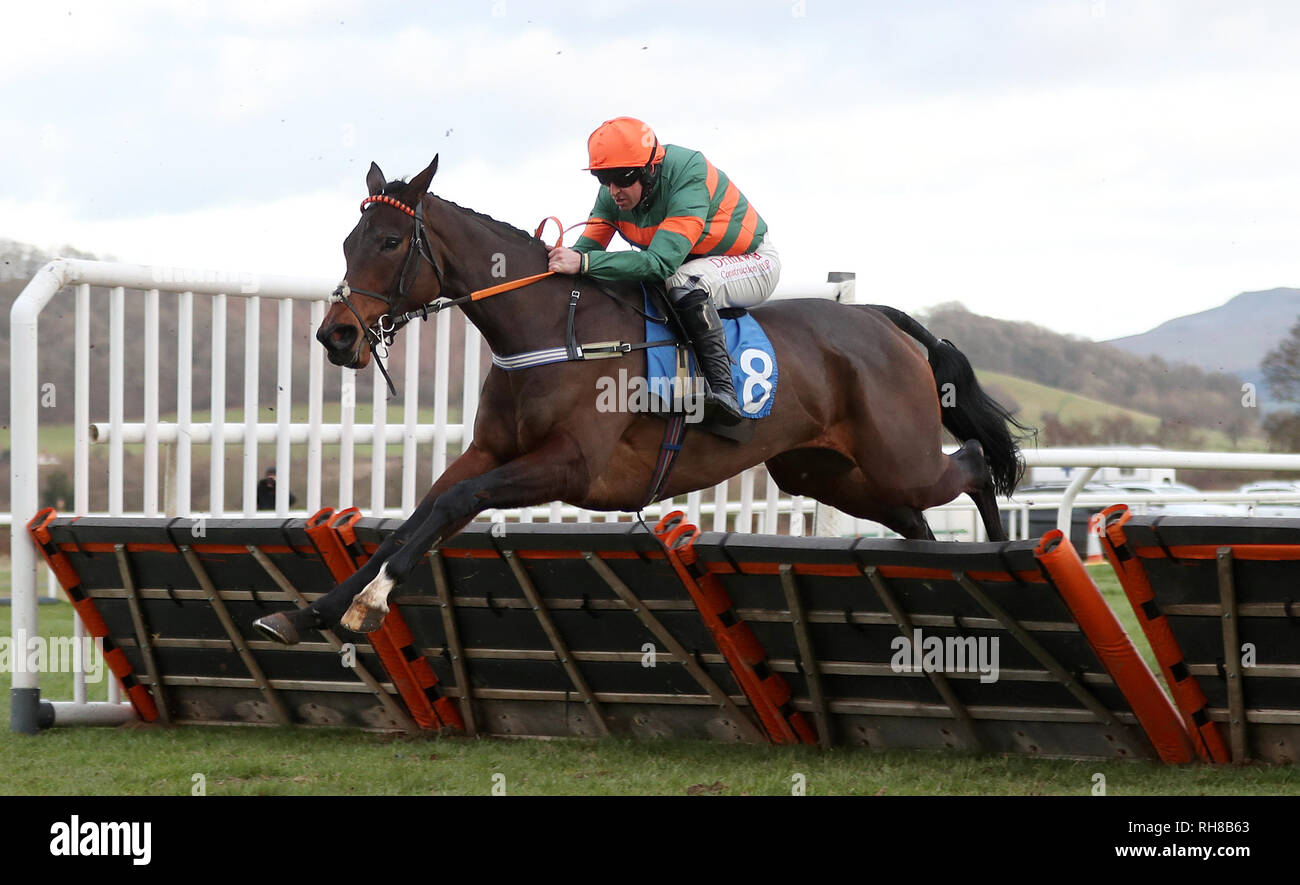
[5,0,1299,339]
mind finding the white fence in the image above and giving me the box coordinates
[11,259,1300,731]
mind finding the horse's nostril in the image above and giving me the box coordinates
[317,323,358,353]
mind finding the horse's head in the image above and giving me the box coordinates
[318,155,444,368]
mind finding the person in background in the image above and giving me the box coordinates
[256,467,297,511]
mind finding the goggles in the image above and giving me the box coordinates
[592,167,643,188]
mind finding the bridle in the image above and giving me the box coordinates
[331,193,448,397]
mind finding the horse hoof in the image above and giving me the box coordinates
[340,601,386,634]
[253,612,301,646]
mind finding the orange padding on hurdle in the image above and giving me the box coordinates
[304,508,356,582]
[25,509,160,723]
[1034,528,1195,764]
[315,509,463,732]
[1099,505,1230,763]
[305,509,439,729]
[1132,544,1300,561]
[657,513,816,745]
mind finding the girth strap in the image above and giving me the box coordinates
[490,339,674,372]
[643,413,688,507]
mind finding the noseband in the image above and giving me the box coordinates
[331,194,448,397]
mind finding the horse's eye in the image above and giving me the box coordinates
[381,235,402,251]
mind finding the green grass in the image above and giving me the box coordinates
[4,724,1296,797]
[3,564,1297,795]
[1089,562,1157,675]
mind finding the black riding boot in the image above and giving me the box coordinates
[671,286,743,424]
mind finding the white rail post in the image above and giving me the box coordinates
[109,286,125,516]
[243,296,260,517]
[74,283,90,515]
[143,288,160,516]
[763,473,780,534]
[307,301,325,515]
[403,321,422,515]
[277,298,294,515]
[1057,467,1100,535]
[371,353,387,517]
[176,291,193,516]
[813,503,850,538]
[210,293,227,516]
[339,367,355,508]
[738,468,755,533]
[8,261,56,733]
[712,479,729,532]
[432,309,451,480]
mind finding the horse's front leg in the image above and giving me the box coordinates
[253,443,502,644]
[341,434,586,633]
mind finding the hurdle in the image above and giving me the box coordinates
[334,514,765,742]
[28,509,421,731]
[1100,505,1300,764]
[27,506,1212,761]
[669,519,1192,760]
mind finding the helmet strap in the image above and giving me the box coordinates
[634,136,661,207]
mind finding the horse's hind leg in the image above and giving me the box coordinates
[766,439,1004,543]
[949,440,1008,542]
[876,438,1008,541]
[765,449,937,541]
[881,506,937,541]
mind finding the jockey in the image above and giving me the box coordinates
[547,116,781,423]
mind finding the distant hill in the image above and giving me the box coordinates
[978,370,1161,433]
[919,303,1259,447]
[1105,287,1300,391]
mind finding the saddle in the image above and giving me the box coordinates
[643,282,759,444]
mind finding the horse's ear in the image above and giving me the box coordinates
[366,162,386,196]
[408,155,439,196]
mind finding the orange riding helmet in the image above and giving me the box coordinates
[584,116,666,171]
[584,117,667,203]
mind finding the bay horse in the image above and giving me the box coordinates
[254,155,1030,645]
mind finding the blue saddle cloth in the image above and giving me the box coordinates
[644,291,778,419]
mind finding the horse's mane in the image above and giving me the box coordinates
[383,178,544,253]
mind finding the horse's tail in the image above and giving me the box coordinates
[865,304,1032,497]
